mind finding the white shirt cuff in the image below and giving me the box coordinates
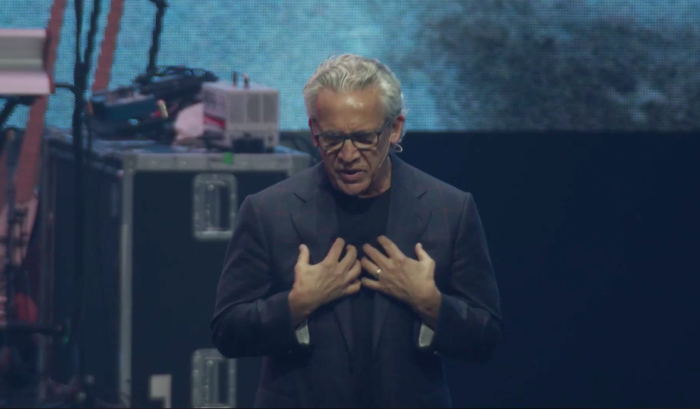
[295,320,310,345]
[418,323,435,348]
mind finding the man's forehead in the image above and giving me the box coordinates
[314,87,384,130]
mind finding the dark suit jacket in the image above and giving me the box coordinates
[212,154,502,408]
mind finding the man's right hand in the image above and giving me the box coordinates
[288,238,361,325]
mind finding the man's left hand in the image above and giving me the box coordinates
[361,236,440,313]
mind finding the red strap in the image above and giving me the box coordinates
[92,0,126,92]
[15,0,68,204]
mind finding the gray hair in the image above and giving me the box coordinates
[303,54,407,143]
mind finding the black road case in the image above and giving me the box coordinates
[39,131,311,407]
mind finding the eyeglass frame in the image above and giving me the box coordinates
[310,117,396,153]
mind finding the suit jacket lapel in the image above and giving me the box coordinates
[372,155,430,356]
[291,165,354,356]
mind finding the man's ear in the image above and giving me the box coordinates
[390,115,405,145]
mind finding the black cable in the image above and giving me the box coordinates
[76,8,102,392]
[135,65,217,87]
[72,0,115,404]
[83,0,102,84]
[146,0,168,76]
[70,0,87,400]
[82,0,101,291]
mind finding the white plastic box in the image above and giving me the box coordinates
[202,81,279,150]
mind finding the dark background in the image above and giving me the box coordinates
[392,132,700,407]
[36,131,700,408]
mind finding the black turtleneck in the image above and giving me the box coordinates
[332,187,391,408]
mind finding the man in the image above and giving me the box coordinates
[212,54,502,408]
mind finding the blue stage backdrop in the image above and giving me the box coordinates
[2,0,700,131]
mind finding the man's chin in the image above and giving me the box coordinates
[336,180,369,196]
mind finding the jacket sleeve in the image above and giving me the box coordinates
[417,193,503,362]
[211,195,310,358]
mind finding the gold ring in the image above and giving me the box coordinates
[375,268,382,277]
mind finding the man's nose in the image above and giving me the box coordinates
[337,139,359,161]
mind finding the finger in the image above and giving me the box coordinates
[347,260,362,281]
[297,244,309,266]
[345,279,361,295]
[340,245,358,269]
[415,242,429,261]
[360,257,380,278]
[363,243,390,267]
[377,235,405,259]
[324,237,345,263]
[361,277,382,292]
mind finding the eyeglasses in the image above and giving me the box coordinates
[312,119,393,153]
